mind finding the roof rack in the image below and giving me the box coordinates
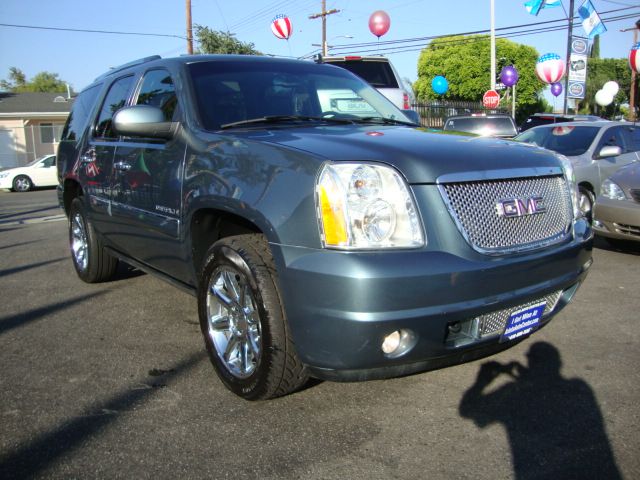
[93,55,161,82]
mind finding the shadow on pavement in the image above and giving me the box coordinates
[0,351,207,478]
[459,341,621,480]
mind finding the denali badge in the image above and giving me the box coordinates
[496,196,546,218]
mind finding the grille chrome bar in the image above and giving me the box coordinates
[439,175,573,254]
[475,290,563,338]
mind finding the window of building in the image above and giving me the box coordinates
[40,123,64,143]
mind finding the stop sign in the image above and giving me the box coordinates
[483,90,500,109]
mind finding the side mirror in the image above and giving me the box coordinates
[597,145,622,159]
[113,105,178,140]
[402,109,421,125]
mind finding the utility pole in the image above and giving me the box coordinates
[490,0,496,91]
[186,0,193,55]
[563,0,575,115]
[622,20,640,121]
[309,0,340,57]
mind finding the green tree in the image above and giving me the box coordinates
[414,35,545,121]
[195,26,261,55]
[1,67,68,93]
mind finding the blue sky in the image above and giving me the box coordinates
[1,0,637,102]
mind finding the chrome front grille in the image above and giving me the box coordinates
[476,290,563,338]
[439,175,572,254]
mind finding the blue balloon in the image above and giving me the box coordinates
[431,75,449,95]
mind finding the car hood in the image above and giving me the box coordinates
[243,125,563,184]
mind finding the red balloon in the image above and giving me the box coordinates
[369,10,390,38]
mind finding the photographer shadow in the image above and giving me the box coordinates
[459,341,621,479]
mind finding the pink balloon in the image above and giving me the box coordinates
[369,10,390,38]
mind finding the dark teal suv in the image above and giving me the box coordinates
[57,55,593,400]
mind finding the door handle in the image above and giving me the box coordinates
[113,161,132,172]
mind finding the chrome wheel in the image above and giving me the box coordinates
[578,188,594,219]
[13,175,32,192]
[70,211,88,272]
[206,267,261,379]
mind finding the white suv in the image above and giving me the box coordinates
[321,56,411,111]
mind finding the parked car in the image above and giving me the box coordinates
[320,55,412,111]
[519,113,604,132]
[57,54,592,400]
[514,122,640,218]
[593,162,640,245]
[443,113,518,138]
[0,154,57,192]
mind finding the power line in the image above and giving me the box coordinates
[325,9,638,57]
[0,23,186,39]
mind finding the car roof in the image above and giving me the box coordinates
[527,120,620,128]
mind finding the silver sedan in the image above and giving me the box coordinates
[514,121,640,219]
[593,161,640,245]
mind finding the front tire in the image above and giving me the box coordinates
[198,234,308,400]
[578,186,595,222]
[12,175,32,192]
[69,197,118,283]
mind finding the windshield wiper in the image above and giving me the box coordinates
[355,116,417,126]
[220,115,354,129]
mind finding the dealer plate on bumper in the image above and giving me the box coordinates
[500,302,546,343]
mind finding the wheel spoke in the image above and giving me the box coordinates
[223,335,240,364]
[210,314,231,332]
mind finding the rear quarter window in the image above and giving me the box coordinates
[61,84,102,143]
[327,61,399,89]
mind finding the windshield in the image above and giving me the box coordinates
[444,117,516,137]
[187,59,409,131]
[514,125,600,156]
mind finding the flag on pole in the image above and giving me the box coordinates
[578,0,607,38]
[524,0,561,16]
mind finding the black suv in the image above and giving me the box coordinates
[57,55,592,400]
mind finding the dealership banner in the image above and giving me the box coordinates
[567,36,589,99]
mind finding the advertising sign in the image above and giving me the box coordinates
[568,36,589,99]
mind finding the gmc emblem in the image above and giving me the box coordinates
[496,196,546,218]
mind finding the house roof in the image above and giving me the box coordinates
[0,92,74,115]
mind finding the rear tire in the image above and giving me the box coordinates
[12,175,32,192]
[198,234,308,400]
[69,197,118,283]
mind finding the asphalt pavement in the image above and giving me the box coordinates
[1,189,639,479]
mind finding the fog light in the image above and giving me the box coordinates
[381,329,417,358]
[382,330,401,354]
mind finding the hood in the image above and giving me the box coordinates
[240,125,562,184]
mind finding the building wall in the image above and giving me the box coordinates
[0,116,67,168]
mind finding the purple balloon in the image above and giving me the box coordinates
[500,65,519,87]
[550,82,563,97]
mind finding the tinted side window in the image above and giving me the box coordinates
[136,69,178,121]
[598,127,628,153]
[621,127,640,153]
[94,76,135,139]
[61,84,102,143]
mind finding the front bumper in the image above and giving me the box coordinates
[271,218,592,381]
[593,197,640,243]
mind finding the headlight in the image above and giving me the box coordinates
[557,154,580,219]
[316,162,424,249]
[601,178,626,201]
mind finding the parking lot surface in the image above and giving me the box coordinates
[1,189,639,479]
